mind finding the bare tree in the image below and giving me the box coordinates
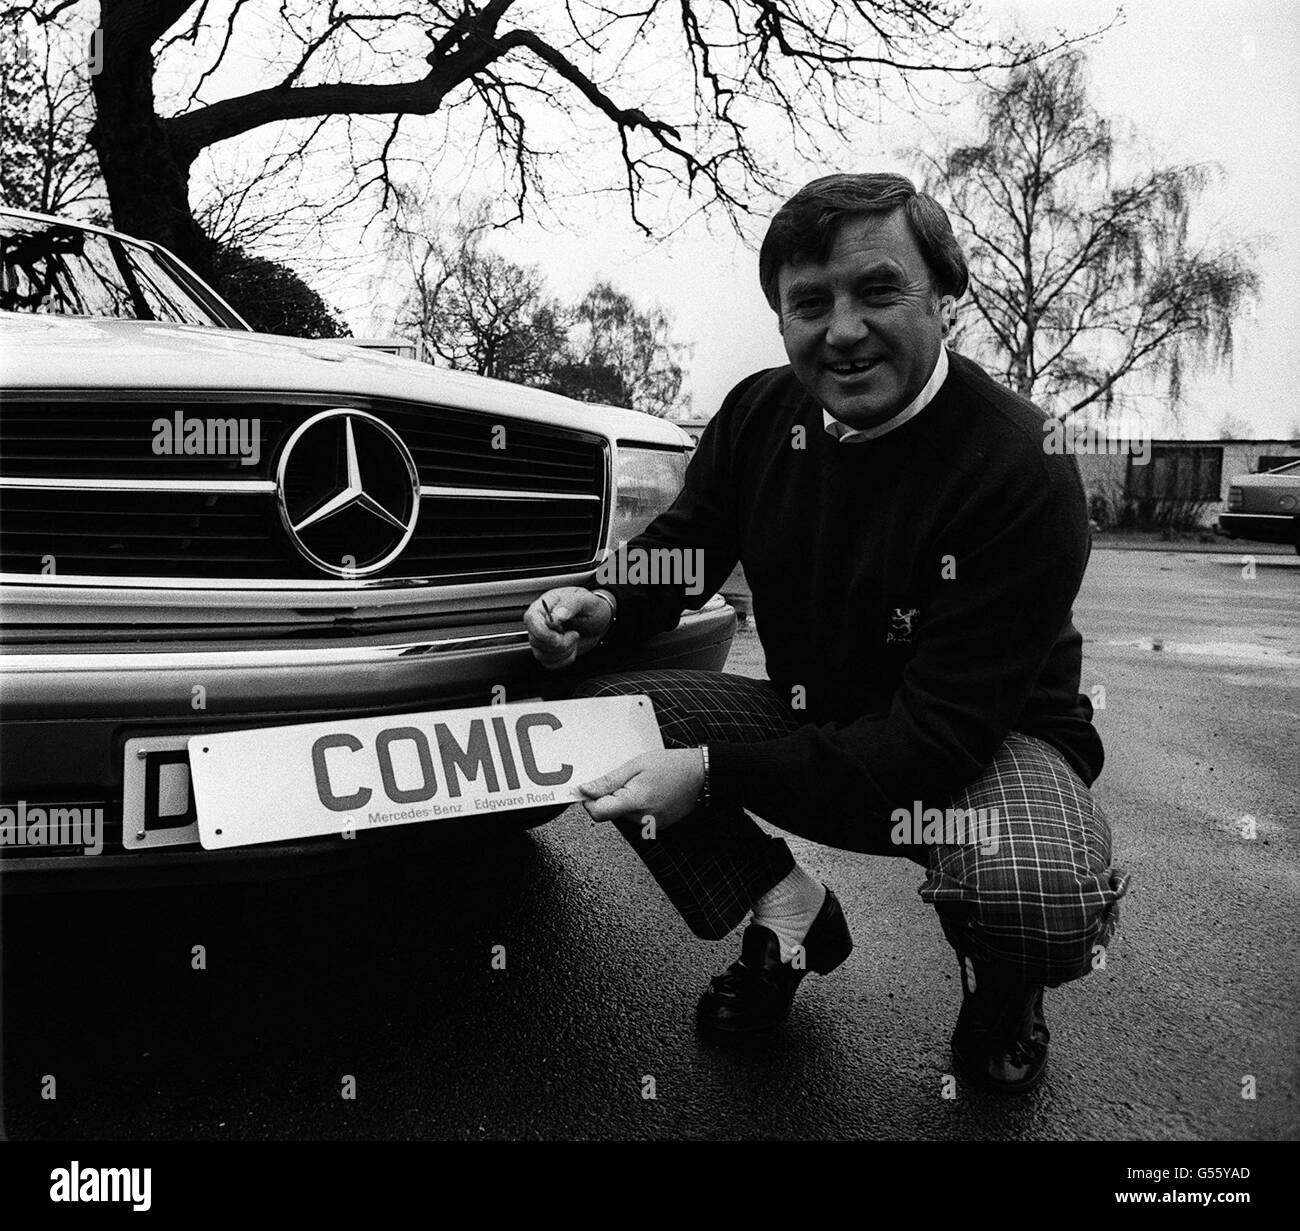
[919,50,1261,421]
[418,241,566,383]
[387,194,564,381]
[551,280,689,418]
[385,189,688,410]
[0,8,105,216]
[3,0,1090,283]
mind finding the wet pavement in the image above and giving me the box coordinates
[3,549,1297,1140]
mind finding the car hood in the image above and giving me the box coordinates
[0,314,691,445]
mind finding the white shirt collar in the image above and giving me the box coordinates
[821,345,949,444]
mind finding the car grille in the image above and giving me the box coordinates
[0,398,608,581]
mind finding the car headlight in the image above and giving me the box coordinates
[607,446,688,549]
[1228,485,1242,511]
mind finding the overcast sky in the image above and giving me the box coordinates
[303,0,1300,440]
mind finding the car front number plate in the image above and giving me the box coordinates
[122,735,200,850]
[188,696,663,850]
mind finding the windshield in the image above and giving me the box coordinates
[0,215,243,328]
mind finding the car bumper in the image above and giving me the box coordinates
[0,601,735,890]
[1217,512,1297,544]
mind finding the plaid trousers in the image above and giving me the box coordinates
[571,669,1130,987]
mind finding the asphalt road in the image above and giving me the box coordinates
[3,549,1297,1141]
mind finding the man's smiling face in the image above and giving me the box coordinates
[776,209,948,430]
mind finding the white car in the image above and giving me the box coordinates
[1219,459,1300,554]
[0,207,734,889]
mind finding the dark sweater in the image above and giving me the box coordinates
[600,350,1103,848]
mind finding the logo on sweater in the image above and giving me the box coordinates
[886,607,920,644]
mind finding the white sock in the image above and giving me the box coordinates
[751,865,827,962]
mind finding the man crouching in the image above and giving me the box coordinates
[525,172,1129,1094]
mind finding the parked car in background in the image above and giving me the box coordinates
[0,207,734,890]
[1218,459,1300,554]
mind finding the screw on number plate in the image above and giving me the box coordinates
[136,749,147,759]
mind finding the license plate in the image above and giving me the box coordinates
[187,696,663,851]
[122,735,200,850]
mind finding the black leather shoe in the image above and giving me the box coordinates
[950,955,1050,1094]
[697,886,853,1035]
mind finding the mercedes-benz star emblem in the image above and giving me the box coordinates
[275,408,420,577]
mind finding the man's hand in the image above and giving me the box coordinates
[578,748,705,830]
[525,587,615,669]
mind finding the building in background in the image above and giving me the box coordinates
[1075,440,1300,530]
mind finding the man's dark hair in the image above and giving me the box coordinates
[758,172,969,310]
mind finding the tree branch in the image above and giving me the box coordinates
[99,0,198,56]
